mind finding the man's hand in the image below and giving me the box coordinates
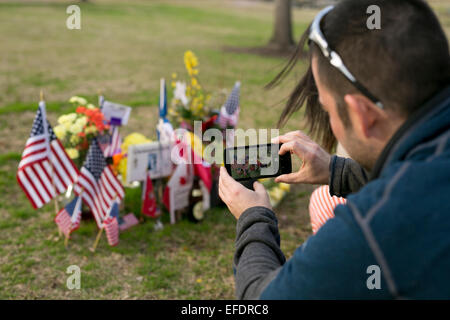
[272,130,331,185]
[218,167,272,220]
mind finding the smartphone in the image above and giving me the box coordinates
[223,143,292,181]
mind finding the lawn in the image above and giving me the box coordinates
[0,0,317,299]
[0,0,449,299]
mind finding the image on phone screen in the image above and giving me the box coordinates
[224,143,292,181]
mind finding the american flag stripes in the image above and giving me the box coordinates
[104,201,120,246]
[119,213,139,231]
[54,196,82,237]
[103,126,121,157]
[74,138,124,229]
[217,81,240,129]
[17,101,80,209]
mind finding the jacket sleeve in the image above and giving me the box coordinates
[234,206,286,299]
[234,203,392,299]
[329,155,369,198]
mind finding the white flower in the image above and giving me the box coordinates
[174,81,188,107]
[69,96,87,106]
[70,123,83,135]
[75,116,87,127]
[156,119,174,145]
[59,113,77,125]
[67,113,77,122]
[57,115,68,125]
[63,121,72,130]
[87,103,96,110]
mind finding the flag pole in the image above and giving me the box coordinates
[91,195,117,252]
[91,225,104,252]
[63,187,83,249]
[41,90,62,237]
[64,230,70,248]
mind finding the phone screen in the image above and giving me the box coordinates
[224,143,291,181]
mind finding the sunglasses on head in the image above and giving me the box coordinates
[309,6,384,109]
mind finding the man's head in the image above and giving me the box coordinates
[271,0,450,169]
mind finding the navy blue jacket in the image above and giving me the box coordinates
[234,86,450,299]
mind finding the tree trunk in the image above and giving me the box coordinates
[268,0,294,51]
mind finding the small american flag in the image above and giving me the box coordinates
[103,126,121,157]
[104,201,120,246]
[54,196,82,237]
[17,101,80,209]
[74,138,124,229]
[119,213,139,231]
[217,81,240,129]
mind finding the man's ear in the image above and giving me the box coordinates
[344,94,385,140]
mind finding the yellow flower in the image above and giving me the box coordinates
[121,132,151,153]
[70,134,81,145]
[184,50,199,77]
[171,81,176,88]
[85,125,98,135]
[168,107,179,117]
[171,73,177,79]
[66,148,79,159]
[118,157,128,184]
[54,125,66,140]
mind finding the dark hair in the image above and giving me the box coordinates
[268,0,450,152]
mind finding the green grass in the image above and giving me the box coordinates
[0,0,317,299]
[0,0,306,119]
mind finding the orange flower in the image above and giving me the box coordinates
[76,106,86,114]
[85,109,95,118]
[113,153,123,166]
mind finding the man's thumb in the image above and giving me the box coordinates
[253,181,266,194]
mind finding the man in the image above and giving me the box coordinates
[219,0,450,299]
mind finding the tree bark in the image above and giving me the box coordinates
[268,0,295,51]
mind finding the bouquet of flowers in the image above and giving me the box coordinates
[54,96,109,168]
[168,51,224,131]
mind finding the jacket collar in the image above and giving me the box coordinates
[370,85,450,181]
